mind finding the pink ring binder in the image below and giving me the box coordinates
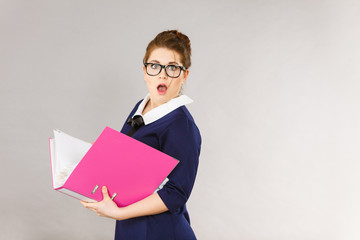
[49,126,179,207]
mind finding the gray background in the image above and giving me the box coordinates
[1,0,359,239]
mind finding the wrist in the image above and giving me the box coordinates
[114,206,130,221]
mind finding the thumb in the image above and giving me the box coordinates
[102,186,110,200]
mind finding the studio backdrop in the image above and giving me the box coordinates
[0,0,359,239]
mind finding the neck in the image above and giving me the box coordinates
[149,99,161,110]
[142,99,158,115]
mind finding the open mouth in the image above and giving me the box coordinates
[157,84,168,94]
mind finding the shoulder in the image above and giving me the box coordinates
[158,107,201,159]
[160,106,201,143]
[161,106,198,129]
[165,105,196,124]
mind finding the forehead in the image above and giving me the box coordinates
[148,47,181,64]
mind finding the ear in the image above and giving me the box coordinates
[143,65,147,80]
[182,69,189,84]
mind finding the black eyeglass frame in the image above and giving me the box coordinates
[143,62,187,78]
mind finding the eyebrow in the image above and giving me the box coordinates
[148,60,180,65]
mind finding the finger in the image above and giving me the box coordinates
[81,201,97,209]
[85,205,98,212]
[80,201,89,207]
[102,186,111,200]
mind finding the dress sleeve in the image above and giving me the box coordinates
[157,117,201,213]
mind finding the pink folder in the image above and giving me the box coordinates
[49,126,179,207]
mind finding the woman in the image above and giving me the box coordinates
[81,30,201,240]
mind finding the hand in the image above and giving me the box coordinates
[80,186,121,219]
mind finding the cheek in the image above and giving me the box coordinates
[144,75,152,85]
[170,80,182,92]
[144,76,156,91]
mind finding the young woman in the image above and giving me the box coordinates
[81,30,201,240]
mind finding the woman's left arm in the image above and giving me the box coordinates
[81,186,168,220]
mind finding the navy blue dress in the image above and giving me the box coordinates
[114,100,201,240]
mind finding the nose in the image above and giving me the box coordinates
[159,66,168,79]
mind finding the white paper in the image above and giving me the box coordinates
[51,129,92,189]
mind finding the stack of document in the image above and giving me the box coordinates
[49,126,179,207]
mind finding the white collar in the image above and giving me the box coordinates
[132,93,193,125]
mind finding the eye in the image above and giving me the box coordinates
[150,63,160,69]
[167,65,179,71]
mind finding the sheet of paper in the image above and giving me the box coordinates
[52,129,92,188]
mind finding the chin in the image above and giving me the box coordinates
[150,90,177,105]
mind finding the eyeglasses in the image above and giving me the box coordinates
[144,62,186,78]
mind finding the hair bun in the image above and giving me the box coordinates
[174,30,191,56]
